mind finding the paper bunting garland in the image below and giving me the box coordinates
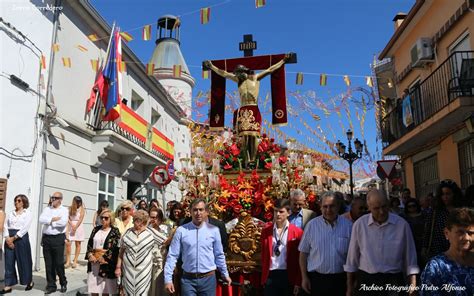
[256,0,266,8]
[120,61,126,73]
[296,72,304,85]
[62,57,71,68]
[88,34,98,42]
[366,76,373,87]
[173,65,182,78]
[120,32,133,42]
[90,59,99,72]
[146,63,154,76]
[343,75,351,86]
[40,55,46,69]
[202,70,209,79]
[200,7,210,24]
[142,25,151,41]
[52,43,60,52]
[77,45,88,52]
[320,74,327,86]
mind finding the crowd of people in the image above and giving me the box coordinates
[0,178,471,295]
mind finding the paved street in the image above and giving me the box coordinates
[1,262,88,296]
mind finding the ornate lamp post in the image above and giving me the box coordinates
[335,129,363,198]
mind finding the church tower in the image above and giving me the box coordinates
[149,15,195,117]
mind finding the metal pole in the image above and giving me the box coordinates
[349,160,354,198]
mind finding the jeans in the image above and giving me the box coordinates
[181,274,216,296]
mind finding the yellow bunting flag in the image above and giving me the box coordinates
[173,18,181,29]
[202,70,210,79]
[320,74,327,86]
[120,61,126,73]
[296,72,304,85]
[146,63,154,76]
[142,25,151,41]
[343,75,351,86]
[366,76,373,87]
[52,43,60,52]
[256,0,266,8]
[200,7,210,24]
[77,45,88,52]
[88,34,98,42]
[120,32,133,42]
[62,57,71,68]
[90,59,99,72]
[40,55,46,69]
[173,65,182,78]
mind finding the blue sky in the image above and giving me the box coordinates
[91,0,414,178]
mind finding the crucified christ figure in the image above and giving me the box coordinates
[204,53,291,168]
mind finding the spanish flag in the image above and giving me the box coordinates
[40,55,46,69]
[256,0,266,8]
[142,25,151,41]
[120,32,133,42]
[120,61,126,73]
[88,34,99,42]
[200,7,210,24]
[202,70,209,79]
[90,59,99,72]
[320,74,327,86]
[52,43,60,52]
[173,65,182,78]
[296,72,304,85]
[62,57,71,68]
[77,45,88,52]
[146,63,154,76]
[366,76,374,87]
[343,75,351,86]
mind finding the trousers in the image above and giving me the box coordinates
[42,233,67,289]
[4,230,33,286]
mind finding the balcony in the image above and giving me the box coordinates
[87,104,174,175]
[381,51,474,155]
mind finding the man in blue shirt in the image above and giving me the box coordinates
[288,189,316,229]
[164,198,231,295]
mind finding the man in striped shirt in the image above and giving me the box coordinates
[298,192,353,296]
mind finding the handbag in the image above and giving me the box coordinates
[91,249,107,259]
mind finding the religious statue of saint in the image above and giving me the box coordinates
[204,53,291,168]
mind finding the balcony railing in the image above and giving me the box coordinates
[87,103,174,160]
[381,51,474,148]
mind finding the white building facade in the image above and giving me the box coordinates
[1,0,193,269]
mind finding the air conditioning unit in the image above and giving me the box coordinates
[410,38,434,67]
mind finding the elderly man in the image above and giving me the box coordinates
[344,189,419,296]
[299,192,353,296]
[289,189,317,229]
[39,192,69,294]
[342,197,367,222]
[164,199,231,295]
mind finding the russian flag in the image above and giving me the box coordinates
[101,27,122,121]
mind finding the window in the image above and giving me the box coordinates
[458,137,474,188]
[414,154,439,199]
[151,109,161,127]
[131,90,144,112]
[98,172,115,210]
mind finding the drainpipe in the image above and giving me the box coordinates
[35,0,62,271]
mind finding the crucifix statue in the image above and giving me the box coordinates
[203,52,294,168]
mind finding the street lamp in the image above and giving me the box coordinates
[335,129,363,198]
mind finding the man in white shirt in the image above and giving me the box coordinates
[299,192,353,296]
[344,189,419,296]
[39,192,69,294]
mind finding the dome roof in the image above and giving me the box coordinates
[149,38,190,75]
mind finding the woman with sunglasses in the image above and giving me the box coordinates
[115,200,134,236]
[86,209,121,296]
[1,195,34,294]
[65,196,85,269]
[261,198,303,296]
[422,179,465,263]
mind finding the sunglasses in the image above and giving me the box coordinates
[51,196,62,201]
[440,179,456,186]
[121,207,131,211]
[14,199,22,203]
[100,216,110,220]
[273,241,281,257]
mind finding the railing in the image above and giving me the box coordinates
[381,51,474,148]
[87,103,174,160]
